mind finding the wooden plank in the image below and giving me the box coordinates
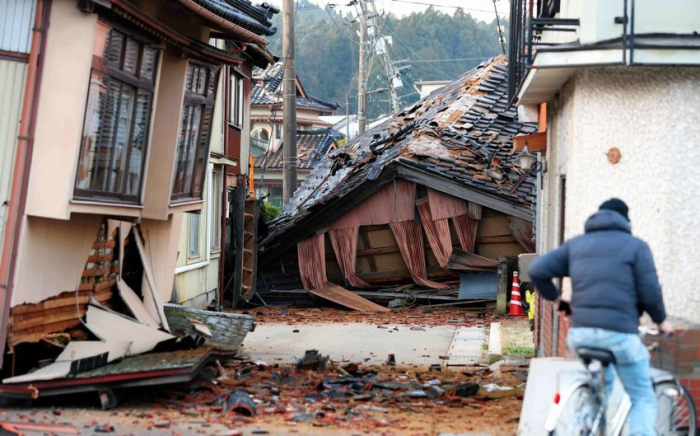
[56,341,131,363]
[116,280,160,329]
[134,228,169,331]
[396,166,533,221]
[82,267,111,277]
[11,306,87,332]
[85,305,174,355]
[10,288,113,316]
[92,240,117,249]
[476,236,517,244]
[513,131,547,153]
[3,361,73,384]
[308,286,391,312]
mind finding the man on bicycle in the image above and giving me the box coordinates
[529,198,673,436]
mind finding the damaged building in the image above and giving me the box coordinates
[0,0,275,399]
[256,57,539,310]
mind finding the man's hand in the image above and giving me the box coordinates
[658,320,674,336]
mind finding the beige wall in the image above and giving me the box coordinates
[142,50,188,220]
[11,214,103,306]
[541,66,700,322]
[26,0,97,220]
[139,214,182,304]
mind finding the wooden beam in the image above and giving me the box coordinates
[396,166,533,221]
[476,236,517,244]
[513,131,547,153]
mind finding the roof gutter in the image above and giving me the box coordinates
[0,0,50,369]
[173,0,269,46]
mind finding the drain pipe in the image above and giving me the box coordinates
[0,0,49,367]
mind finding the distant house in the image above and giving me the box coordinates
[249,62,339,156]
[321,115,359,142]
[254,129,340,207]
[257,57,538,306]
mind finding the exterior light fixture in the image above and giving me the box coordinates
[518,142,543,174]
[518,143,535,170]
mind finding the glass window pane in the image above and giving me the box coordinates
[123,38,139,75]
[189,213,200,257]
[125,91,150,196]
[104,28,124,68]
[140,47,157,82]
[192,107,211,197]
[109,84,135,194]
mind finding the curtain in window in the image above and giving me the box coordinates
[389,220,451,289]
[329,227,371,289]
[417,201,452,268]
[297,234,330,290]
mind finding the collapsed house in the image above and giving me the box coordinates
[255,57,539,310]
[0,0,275,400]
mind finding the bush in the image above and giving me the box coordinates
[261,201,281,222]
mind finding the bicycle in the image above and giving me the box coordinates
[545,328,697,436]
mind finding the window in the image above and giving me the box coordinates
[210,168,223,252]
[274,123,281,139]
[229,72,244,127]
[188,212,201,257]
[75,22,158,202]
[172,62,219,201]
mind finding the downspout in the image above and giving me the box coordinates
[0,0,49,367]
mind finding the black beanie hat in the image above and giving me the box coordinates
[599,198,629,221]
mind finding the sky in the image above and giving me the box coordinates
[265,0,509,23]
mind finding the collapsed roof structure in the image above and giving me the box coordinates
[256,57,539,308]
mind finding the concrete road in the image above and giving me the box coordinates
[243,322,460,366]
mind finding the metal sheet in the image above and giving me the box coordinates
[445,326,487,366]
[458,272,498,300]
[0,0,37,54]
[308,285,391,312]
[164,304,255,351]
[0,60,27,254]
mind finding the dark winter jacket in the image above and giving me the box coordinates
[528,210,666,334]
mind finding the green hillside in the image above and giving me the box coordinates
[266,1,507,120]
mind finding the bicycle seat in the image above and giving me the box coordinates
[576,347,616,367]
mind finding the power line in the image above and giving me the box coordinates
[410,56,492,62]
[375,14,452,80]
[324,4,361,44]
[389,0,506,14]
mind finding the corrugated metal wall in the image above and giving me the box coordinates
[1,0,37,53]
[0,0,36,256]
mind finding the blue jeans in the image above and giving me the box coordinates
[567,327,656,436]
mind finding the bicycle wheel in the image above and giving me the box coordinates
[552,385,601,436]
[655,381,697,436]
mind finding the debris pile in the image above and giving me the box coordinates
[237,307,498,328]
[128,354,529,433]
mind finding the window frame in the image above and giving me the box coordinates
[210,167,223,253]
[229,71,244,128]
[73,21,159,203]
[171,61,220,202]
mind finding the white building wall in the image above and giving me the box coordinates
[546,66,700,322]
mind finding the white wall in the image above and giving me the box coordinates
[545,66,700,322]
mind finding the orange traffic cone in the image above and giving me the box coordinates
[508,271,525,316]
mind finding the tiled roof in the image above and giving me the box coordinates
[260,56,539,254]
[190,0,278,36]
[254,129,338,170]
[251,63,339,111]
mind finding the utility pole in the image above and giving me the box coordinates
[345,93,350,141]
[282,0,297,205]
[357,0,368,134]
[367,1,399,113]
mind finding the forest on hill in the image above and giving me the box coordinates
[266,0,508,120]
